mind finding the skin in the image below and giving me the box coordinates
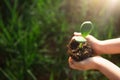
[69,56,120,80]
[73,32,120,54]
[68,32,120,80]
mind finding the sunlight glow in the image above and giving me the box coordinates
[110,0,118,4]
[108,0,118,8]
[99,0,119,25]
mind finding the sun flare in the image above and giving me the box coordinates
[108,0,119,8]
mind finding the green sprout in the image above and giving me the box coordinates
[74,21,93,48]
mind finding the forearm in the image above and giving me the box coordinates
[100,38,120,54]
[95,57,120,80]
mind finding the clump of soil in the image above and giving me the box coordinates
[67,39,94,61]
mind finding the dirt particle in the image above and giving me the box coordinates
[67,39,94,61]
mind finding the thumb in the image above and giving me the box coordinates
[86,35,98,43]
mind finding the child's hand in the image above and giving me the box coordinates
[73,32,103,55]
[68,56,101,70]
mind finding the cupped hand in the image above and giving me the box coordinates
[73,32,103,55]
[68,56,102,70]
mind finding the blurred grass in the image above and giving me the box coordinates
[0,0,69,80]
[0,0,120,80]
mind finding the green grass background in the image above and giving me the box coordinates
[0,0,120,80]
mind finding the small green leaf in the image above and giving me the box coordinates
[80,21,93,37]
[74,36,86,43]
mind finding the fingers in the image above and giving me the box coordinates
[73,32,98,43]
[74,32,91,40]
[68,57,74,65]
[68,57,84,70]
[86,35,97,42]
[74,32,94,40]
[74,32,81,36]
[71,32,81,40]
[72,32,82,40]
[68,57,77,69]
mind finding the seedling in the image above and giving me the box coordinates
[67,21,94,61]
[74,21,93,48]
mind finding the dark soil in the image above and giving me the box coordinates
[67,39,94,61]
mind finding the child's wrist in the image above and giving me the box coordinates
[91,56,105,70]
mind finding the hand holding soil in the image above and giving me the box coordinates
[67,36,94,61]
[67,21,120,80]
[67,21,94,61]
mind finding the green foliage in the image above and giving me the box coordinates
[80,21,93,38]
[74,21,93,43]
[74,21,93,48]
[0,0,69,80]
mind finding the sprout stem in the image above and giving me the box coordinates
[79,43,83,48]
